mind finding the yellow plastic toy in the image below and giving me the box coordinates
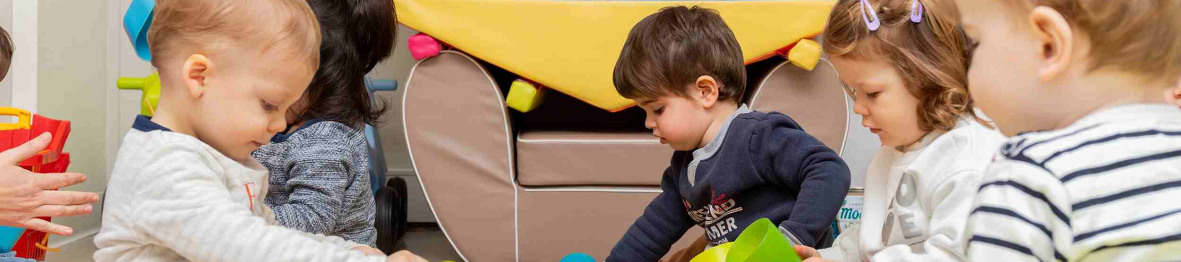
[506,79,547,113]
[394,0,836,112]
[116,73,162,116]
[0,107,31,131]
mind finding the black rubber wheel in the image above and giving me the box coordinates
[387,177,409,238]
[374,184,399,254]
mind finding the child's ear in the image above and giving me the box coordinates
[182,54,214,99]
[1029,6,1074,82]
[695,75,720,108]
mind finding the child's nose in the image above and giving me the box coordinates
[267,117,286,133]
[644,116,657,129]
[852,100,869,116]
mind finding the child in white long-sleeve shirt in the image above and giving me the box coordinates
[94,1,424,261]
[793,0,1004,261]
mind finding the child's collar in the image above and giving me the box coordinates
[270,118,325,143]
[132,115,173,132]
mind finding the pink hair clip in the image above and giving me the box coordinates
[910,0,924,23]
[860,0,881,31]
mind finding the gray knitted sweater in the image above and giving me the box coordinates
[252,119,377,246]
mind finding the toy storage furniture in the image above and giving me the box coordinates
[403,51,847,260]
[396,0,847,260]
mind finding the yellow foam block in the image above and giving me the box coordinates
[506,80,546,113]
[395,0,836,111]
[788,39,822,71]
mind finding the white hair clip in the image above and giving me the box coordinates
[910,0,924,23]
[860,0,881,31]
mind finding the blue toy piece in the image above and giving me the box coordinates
[365,78,409,254]
[123,0,154,61]
[0,227,23,253]
[363,78,397,193]
[560,253,596,262]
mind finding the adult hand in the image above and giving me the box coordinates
[0,133,99,236]
[352,245,385,256]
[386,250,428,262]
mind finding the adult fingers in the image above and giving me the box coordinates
[33,172,87,190]
[19,217,73,236]
[0,133,51,165]
[36,190,99,205]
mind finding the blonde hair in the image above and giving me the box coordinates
[148,0,321,73]
[1000,0,1181,85]
[823,0,979,132]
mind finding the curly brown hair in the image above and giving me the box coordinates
[823,0,983,132]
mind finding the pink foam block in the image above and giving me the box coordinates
[408,33,442,60]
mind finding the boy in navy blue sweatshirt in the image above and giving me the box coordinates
[606,6,851,261]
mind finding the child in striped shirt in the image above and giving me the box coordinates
[1169,83,1180,107]
[955,0,1181,261]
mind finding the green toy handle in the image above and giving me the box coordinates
[117,77,146,90]
[115,73,161,116]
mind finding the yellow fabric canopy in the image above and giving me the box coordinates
[395,0,836,111]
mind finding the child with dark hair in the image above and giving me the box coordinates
[0,26,11,81]
[251,0,397,248]
[606,6,851,262]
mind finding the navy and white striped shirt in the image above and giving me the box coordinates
[966,104,1181,262]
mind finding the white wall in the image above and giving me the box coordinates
[37,0,110,251]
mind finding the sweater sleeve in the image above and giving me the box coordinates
[261,200,367,251]
[606,167,696,262]
[869,171,980,262]
[817,223,861,262]
[130,143,382,262]
[751,114,851,247]
[268,144,353,236]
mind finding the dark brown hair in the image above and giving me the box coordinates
[0,26,11,81]
[614,6,746,102]
[294,0,397,127]
[823,0,981,132]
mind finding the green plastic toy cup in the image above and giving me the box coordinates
[689,218,802,262]
[727,218,801,262]
[690,242,733,262]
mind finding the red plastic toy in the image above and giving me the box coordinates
[0,107,72,261]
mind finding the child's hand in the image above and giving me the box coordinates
[386,250,428,262]
[352,246,385,256]
[793,245,822,260]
